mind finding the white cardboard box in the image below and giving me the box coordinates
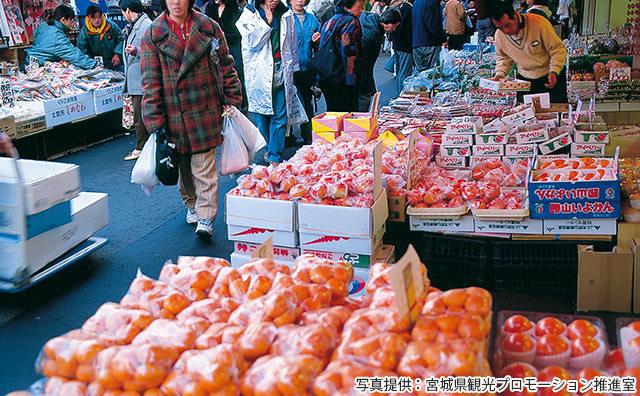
[543,218,617,235]
[0,158,80,215]
[571,143,607,156]
[299,221,386,256]
[301,240,382,268]
[445,116,483,134]
[0,192,109,284]
[435,156,468,168]
[297,190,388,255]
[515,125,550,144]
[475,132,508,145]
[225,194,296,232]
[227,225,298,247]
[409,214,475,232]
[439,145,472,157]
[538,132,573,155]
[474,218,543,234]
[233,241,300,262]
[93,83,124,114]
[473,144,505,156]
[506,144,537,156]
[442,134,474,146]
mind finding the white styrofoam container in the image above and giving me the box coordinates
[227,225,298,248]
[474,218,543,234]
[542,218,617,235]
[0,192,109,284]
[409,214,475,232]
[225,194,296,232]
[0,158,80,215]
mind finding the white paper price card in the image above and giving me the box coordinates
[390,244,426,325]
[609,67,631,81]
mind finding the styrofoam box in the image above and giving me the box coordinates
[225,194,296,232]
[297,190,388,255]
[0,192,109,284]
[409,214,475,232]
[542,218,617,235]
[474,218,543,234]
[0,158,80,215]
[227,225,298,248]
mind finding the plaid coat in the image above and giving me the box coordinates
[141,12,243,154]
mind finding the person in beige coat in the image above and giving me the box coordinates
[444,0,466,50]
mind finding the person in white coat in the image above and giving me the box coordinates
[237,0,305,165]
[121,0,153,161]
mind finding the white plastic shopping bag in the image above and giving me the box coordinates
[230,107,266,155]
[131,133,160,194]
[220,113,250,176]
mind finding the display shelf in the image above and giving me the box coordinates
[595,102,620,112]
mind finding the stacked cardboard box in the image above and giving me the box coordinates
[0,158,109,286]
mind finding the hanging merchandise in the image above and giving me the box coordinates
[0,0,28,45]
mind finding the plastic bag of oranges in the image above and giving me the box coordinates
[131,319,197,353]
[366,262,429,298]
[312,359,397,396]
[236,321,279,361]
[227,288,299,327]
[421,287,492,324]
[236,258,291,278]
[195,322,246,350]
[239,354,324,396]
[41,376,87,396]
[119,273,192,320]
[158,264,218,301]
[38,330,108,381]
[342,308,411,338]
[332,331,410,371]
[176,296,240,328]
[208,267,277,301]
[270,323,338,361]
[412,312,490,344]
[292,255,353,304]
[81,303,154,346]
[299,306,353,334]
[397,339,490,378]
[93,343,179,391]
[161,344,247,396]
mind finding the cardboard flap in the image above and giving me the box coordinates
[373,141,383,199]
[390,244,425,325]
[250,237,274,260]
[369,92,381,116]
[406,129,419,190]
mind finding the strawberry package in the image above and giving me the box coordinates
[471,157,530,187]
[406,164,469,212]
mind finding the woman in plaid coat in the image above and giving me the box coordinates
[140,0,242,237]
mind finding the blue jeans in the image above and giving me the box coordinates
[413,46,441,73]
[395,51,414,95]
[253,85,287,163]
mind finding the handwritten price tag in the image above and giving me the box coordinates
[609,67,631,81]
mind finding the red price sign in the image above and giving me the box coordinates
[609,67,631,81]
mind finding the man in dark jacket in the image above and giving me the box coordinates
[412,0,445,72]
[358,7,400,110]
[78,5,124,70]
[387,0,413,95]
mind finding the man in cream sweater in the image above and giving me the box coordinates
[488,0,567,103]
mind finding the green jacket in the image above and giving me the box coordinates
[26,20,98,69]
[77,18,124,69]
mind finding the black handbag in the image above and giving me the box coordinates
[155,128,179,186]
[310,17,346,84]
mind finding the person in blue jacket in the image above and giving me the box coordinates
[26,5,98,70]
[289,0,320,144]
